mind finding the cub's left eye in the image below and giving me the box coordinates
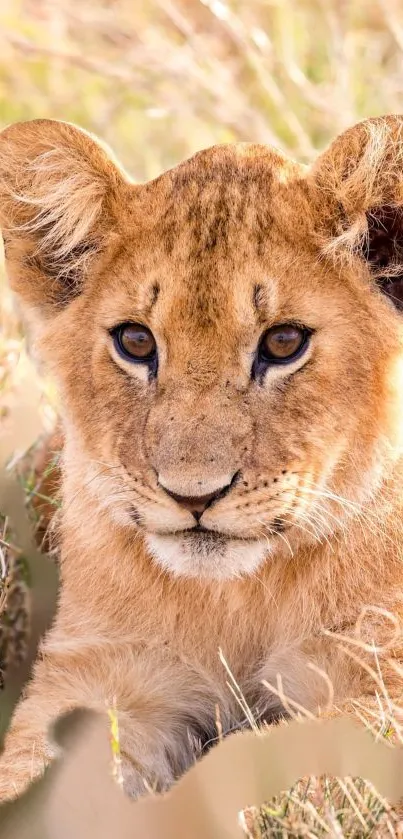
[111,323,157,364]
[258,324,310,366]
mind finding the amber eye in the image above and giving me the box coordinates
[261,324,306,360]
[257,323,309,367]
[112,323,157,364]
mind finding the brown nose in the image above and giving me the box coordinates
[160,480,235,521]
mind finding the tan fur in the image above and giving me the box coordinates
[1,116,403,799]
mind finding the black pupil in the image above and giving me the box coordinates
[275,332,290,344]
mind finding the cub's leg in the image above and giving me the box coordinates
[0,643,219,801]
[258,636,403,733]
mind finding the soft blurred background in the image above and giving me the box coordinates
[1,0,403,172]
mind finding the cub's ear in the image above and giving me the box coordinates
[310,115,403,310]
[0,119,130,312]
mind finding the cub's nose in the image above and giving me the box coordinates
[159,477,237,521]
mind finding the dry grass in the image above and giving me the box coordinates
[1,1,403,835]
[248,776,402,838]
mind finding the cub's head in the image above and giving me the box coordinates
[1,117,403,580]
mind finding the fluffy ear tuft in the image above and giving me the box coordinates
[311,115,403,309]
[0,119,129,310]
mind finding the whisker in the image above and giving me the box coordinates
[296,479,400,550]
[263,522,294,558]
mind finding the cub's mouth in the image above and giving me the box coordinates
[145,525,269,581]
[180,524,271,549]
[125,471,300,581]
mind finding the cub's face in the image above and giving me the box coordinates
[2,120,403,579]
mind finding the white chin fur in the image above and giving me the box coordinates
[145,532,269,580]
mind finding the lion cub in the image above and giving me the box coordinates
[0,116,403,799]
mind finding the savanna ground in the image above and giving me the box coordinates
[2,1,403,835]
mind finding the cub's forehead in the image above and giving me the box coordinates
[160,142,302,190]
[95,143,327,332]
[143,143,307,260]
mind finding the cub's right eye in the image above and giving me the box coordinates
[111,323,157,367]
